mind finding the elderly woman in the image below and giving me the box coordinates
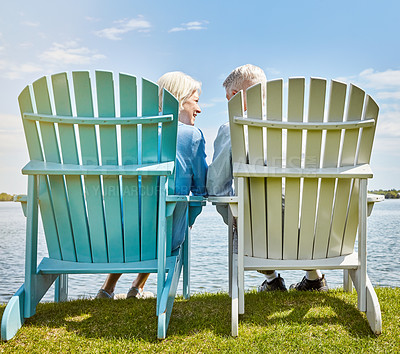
[97,71,207,299]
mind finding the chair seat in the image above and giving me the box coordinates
[243,252,358,271]
[37,255,179,274]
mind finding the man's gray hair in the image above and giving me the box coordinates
[223,64,266,95]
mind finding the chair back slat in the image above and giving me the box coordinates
[342,96,379,254]
[246,84,267,258]
[265,79,283,259]
[52,73,92,262]
[313,80,347,258]
[358,96,379,164]
[95,71,124,263]
[119,73,140,262]
[33,77,76,262]
[229,92,253,256]
[73,71,108,263]
[141,78,160,261]
[298,78,326,259]
[161,89,179,193]
[19,87,62,260]
[283,78,304,260]
[161,89,179,256]
[328,85,365,257]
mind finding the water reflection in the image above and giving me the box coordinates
[0,200,399,303]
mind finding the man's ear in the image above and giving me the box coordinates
[226,90,238,101]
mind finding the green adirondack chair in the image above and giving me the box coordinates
[217,78,382,336]
[1,70,202,341]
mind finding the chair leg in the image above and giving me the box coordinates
[348,270,381,334]
[366,278,382,334]
[157,312,167,339]
[238,266,244,315]
[157,251,183,339]
[228,211,233,298]
[343,270,352,292]
[238,177,245,315]
[231,254,238,337]
[54,274,68,302]
[1,285,25,341]
[183,227,190,300]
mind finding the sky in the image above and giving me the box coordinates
[0,0,399,193]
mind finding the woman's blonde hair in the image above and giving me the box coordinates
[157,71,201,111]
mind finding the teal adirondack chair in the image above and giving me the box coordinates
[1,71,202,341]
[215,78,382,336]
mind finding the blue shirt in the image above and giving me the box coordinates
[206,122,233,196]
[172,123,208,250]
[206,122,232,225]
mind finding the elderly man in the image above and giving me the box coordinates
[207,64,328,292]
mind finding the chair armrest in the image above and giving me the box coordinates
[22,160,174,176]
[233,162,373,179]
[166,195,206,206]
[367,193,384,217]
[207,196,238,205]
[14,194,27,217]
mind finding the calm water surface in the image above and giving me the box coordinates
[1,200,399,303]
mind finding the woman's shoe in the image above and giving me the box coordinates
[96,289,114,299]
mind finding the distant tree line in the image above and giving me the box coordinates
[370,189,400,199]
[0,192,14,201]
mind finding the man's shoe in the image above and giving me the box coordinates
[126,287,154,299]
[258,274,287,292]
[289,274,329,291]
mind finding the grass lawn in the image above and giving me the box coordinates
[1,287,399,353]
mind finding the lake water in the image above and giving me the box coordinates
[1,200,399,304]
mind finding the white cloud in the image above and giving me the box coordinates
[200,102,216,108]
[376,110,400,137]
[85,16,101,22]
[336,69,400,140]
[337,68,400,91]
[376,91,400,100]
[21,21,40,27]
[0,61,42,80]
[201,97,226,109]
[95,17,151,40]
[39,41,106,65]
[169,20,208,33]
[19,42,34,48]
[265,67,280,76]
[358,68,400,89]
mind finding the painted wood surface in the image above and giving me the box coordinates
[246,84,267,258]
[120,73,140,262]
[141,78,159,261]
[265,79,283,259]
[298,78,326,260]
[52,73,91,263]
[283,78,304,260]
[328,84,365,258]
[96,71,124,263]
[228,76,380,336]
[313,80,347,259]
[33,77,76,262]
[73,71,108,263]
[4,70,184,340]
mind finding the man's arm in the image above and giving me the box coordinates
[206,123,233,225]
[206,122,233,197]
